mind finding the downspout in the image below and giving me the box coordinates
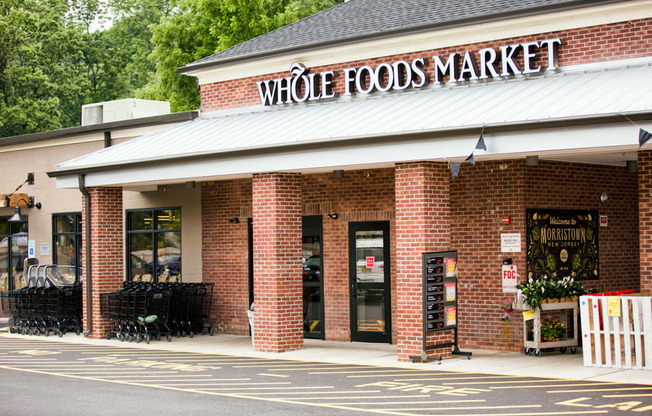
[78,174,93,337]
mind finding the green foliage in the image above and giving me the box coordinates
[0,0,342,136]
[516,275,588,310]
[141,0,344,112]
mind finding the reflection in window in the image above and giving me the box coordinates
[0,219,28,292]
[52,213,82,281]
[127,208,181,283]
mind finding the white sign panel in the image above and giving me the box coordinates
[40,242,50,256]
[502,265,518,293]
[28,240,36,258]
[501,233,521,253]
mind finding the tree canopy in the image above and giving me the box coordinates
[0,0,342,137]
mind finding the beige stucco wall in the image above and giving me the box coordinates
[0,123,202,283]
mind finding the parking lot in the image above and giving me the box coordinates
[1,334,651,415]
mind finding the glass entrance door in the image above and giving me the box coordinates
[349,221,391,343]
[303,216,324,339]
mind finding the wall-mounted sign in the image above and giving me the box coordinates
[526,209,598,280]
[501,233,521,252]
[28,240,35,258]
[40,242,50,256]
[257,38,561,106]
[502,264,518,293]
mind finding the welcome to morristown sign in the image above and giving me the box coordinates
[256,38,562,106]
[526,209,599,281]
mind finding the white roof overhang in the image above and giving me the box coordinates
[51,59,652,188]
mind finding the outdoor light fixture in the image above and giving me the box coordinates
[332,170,344,179]
[327,213,339,220]
[525,155,539,166]
[600,192,608,204]
[8,197,41,223]
[228,217,240,224]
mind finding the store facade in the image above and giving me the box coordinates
[38,0,652,361]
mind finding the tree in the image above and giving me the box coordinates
[0,0,342,137]
[0,0,83,136]
[141,0,344,112]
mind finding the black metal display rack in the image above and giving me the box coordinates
[410,250,471,363]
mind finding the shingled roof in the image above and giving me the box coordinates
[180,0,625,72]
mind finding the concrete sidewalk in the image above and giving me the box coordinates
[3,330,649,385]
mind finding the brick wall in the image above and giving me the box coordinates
[252,173,303,352]
[638,151,652,294]
[82,187,124,339]
[201,179,252,334]
[200,160,638,352]
[395,162,452,362]
[201,169,396,341]
[200,18,652,112]
[451,160,639,351]
[302,169,396,341]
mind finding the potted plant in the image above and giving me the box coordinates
[517,275,587,310]
[540,318,566,342]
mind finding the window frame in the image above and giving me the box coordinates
[126,207,182,283]
[0,217,29,292]
[52,212,82,282]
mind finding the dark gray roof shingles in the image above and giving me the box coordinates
[183,0,625,69]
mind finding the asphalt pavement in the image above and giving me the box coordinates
[1,329,647,385]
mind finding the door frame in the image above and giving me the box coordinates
[349,221,391,343]
[303,216,325,339]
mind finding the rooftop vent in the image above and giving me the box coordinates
[81,99,171,126]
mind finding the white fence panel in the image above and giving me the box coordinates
[580,295,651,370]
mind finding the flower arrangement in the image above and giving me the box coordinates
[516,275,587,310]
[540,318,566,342]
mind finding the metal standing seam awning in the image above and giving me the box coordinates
[50,59,652,188]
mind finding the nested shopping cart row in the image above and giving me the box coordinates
[99,282,214,343]
[1,264,82,337]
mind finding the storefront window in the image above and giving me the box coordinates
[0,218,28,292]
[52,213,82,281]
[127,208,181,283]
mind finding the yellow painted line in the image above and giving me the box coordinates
[86,374,211,379]
[237,390,384,396]
[288,399,486,405]
[312,370,439,375]
[394,375,523,382]
[250,394,435,399]
[548,387,652,393]
[234,363,354,368]
[310,405,541,411]
[135,379,252,384]
[197,386,335,391]
[258,373,291,378]
[491,383,620,390]
[156,382,291,387]
[602,393,652,397]
[445,380,617,385]
[0,365,607,416]
[57,371,180,375]
[7,366,118,369]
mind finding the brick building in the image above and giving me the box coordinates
[5,0,651,362]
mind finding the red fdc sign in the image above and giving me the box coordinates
[366,257,375,268]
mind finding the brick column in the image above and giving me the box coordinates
[252,173,303,352]
[395,162,451,362]
[82,187,123,339]
[639,151,652,293]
